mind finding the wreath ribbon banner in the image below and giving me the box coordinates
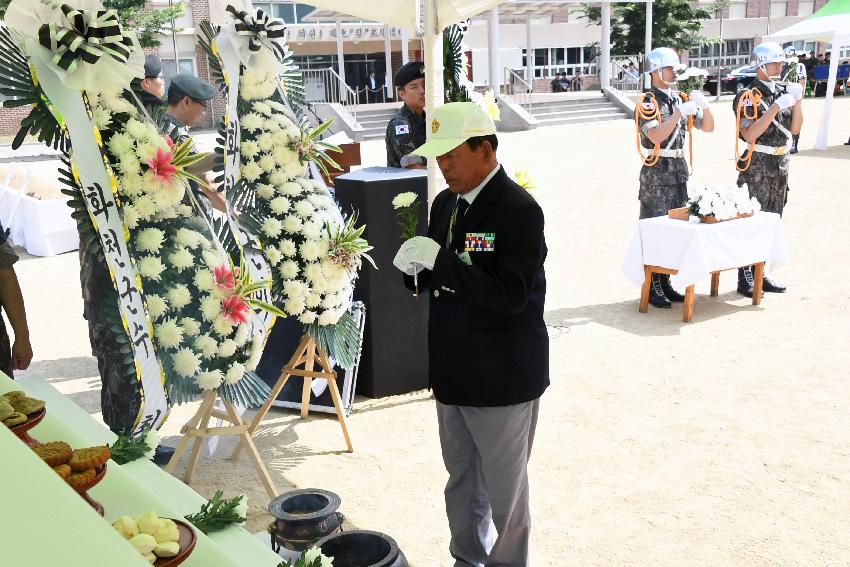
[30,48,169,433]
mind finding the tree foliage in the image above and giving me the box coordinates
[581,0,718,57]
[0,0,184,49]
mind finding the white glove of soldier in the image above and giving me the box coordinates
[774,93,798,110]
[786,83,804,101]
[676,101,698,117]
[393,236,441,275]
[688,91,709,109]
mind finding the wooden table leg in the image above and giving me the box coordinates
[639,266,651,313]
[752,262,764,306]
[683,285,695,322]
[710,272,720,297]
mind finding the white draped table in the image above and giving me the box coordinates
[622,212,789,322]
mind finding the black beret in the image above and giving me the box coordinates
[144,55,162,78]
[395,61,425,89]
[168,73,216,101]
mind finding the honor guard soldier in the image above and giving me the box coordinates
[162,74,225,214]
[132,55,166,123]
[386,61,427,169]
[733,42,803,296]
[782,46,807,154]
[635,47,715,308]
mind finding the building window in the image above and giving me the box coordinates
[728,2,747,18]
[252,2,317,24]
[161,58,196,89]
[797,0,815,15]
[770,1,787,17]
[689,40,751,70]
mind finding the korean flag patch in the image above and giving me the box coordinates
[395,123,410,136]
[641,101,655,111]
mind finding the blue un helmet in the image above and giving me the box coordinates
[645,47,681,74]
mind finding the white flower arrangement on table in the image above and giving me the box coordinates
[89,85,279,404]
[676,66,709,94]
[687,182,761,222]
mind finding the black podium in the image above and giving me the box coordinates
[334,167,429,398]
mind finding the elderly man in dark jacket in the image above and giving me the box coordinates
[394,102,548,566]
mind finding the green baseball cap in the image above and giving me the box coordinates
[412,102,497,158]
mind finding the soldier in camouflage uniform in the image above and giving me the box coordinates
[386,61,427,169]
[733,42,803,297]
[637,47,715,308]
[132,55,166,124]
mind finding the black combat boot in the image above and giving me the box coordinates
[737,266,765,298]
[659,274,685,302]
[790,134,799,154]
[762,275,786,293]
[649,273,671,308]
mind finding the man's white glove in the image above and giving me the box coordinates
[774,92,798,110]
[676,101,698,117]
[393,236,441,276]
[786,83,804,101]
[688,91,709,109]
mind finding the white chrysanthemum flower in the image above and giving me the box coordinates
[298,311,317,324]
[122,204,140,229]
[257,133,274,152]
[392,191,417,209]
[136,141,157,162]
[301,220,323,240]
[285,296,306,315]
[194,269,215,292]
[143,429,159,459]
[256,183,275,200]
[269,171,289,187]
[306,291,322,309]
[265,247,282,266]
[175,228,203,248]
[202,250,224,269]
[180,317,201,337]
[242,160,263,181]
[213,316,234,336]
[168,247,194,272]
[108,132,134,155]
[279,261,299,280]
[134,195,158,219]
[167,284,192,310]
[194,334,218,359]
[234,324,250,347]
[172,348,201,377]
[301,240,323,261]
[240,140,260,158]
[321,293,339,310]
[226,362,246,385]
[201,295,221,321]
[294,200,315,218]
[118,156,142,178]
[196,369,223,390]
[252,101,272,115]
[139,256,166,281]
[282,214,303,234]
[92,106,112,129]
[286,126,301,139]
[126,118,149,140]
[246,335,264,371]
[155,318,183,349]
[318,310,339,326]
[218,339,237,357]
[135,228,165,253]
[279,239,297,256]
[258,154,276,172]
[147,294,168,320]
[241,112,265,132]
[271,132,292,151]
[262,217,283,238]
[310,276,327,295]
[269,196,291,214]
[268,100,286,112]
[176,204,194,217]
[279,181,302,197]
[304,262,324,283]
[283,279,308,299]
[263,118,282,133]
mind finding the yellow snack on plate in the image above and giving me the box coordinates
[128,533,157,555]
[136,511,162,536]
[153,541,180,558]
[112,516,140,540]
[144,552,157,564]
[153,520,180,544]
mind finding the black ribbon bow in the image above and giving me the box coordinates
[226,5,287,63]
[37,4,134,74]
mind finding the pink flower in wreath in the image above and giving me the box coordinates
[213,264,236,294]
[147,147,177,184]
[220,295,250,325]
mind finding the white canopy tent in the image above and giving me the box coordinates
[764,0,850,149]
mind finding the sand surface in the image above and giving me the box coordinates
[12,95,850,566]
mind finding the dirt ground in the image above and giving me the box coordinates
[13,95,850,566]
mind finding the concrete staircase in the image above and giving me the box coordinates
[525,96,629,127]
[356,104,402,141]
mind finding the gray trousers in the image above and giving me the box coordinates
[437,398,540,567]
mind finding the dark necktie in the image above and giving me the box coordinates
[448,198,469,251]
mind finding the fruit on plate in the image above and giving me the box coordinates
[112,511,181,560]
